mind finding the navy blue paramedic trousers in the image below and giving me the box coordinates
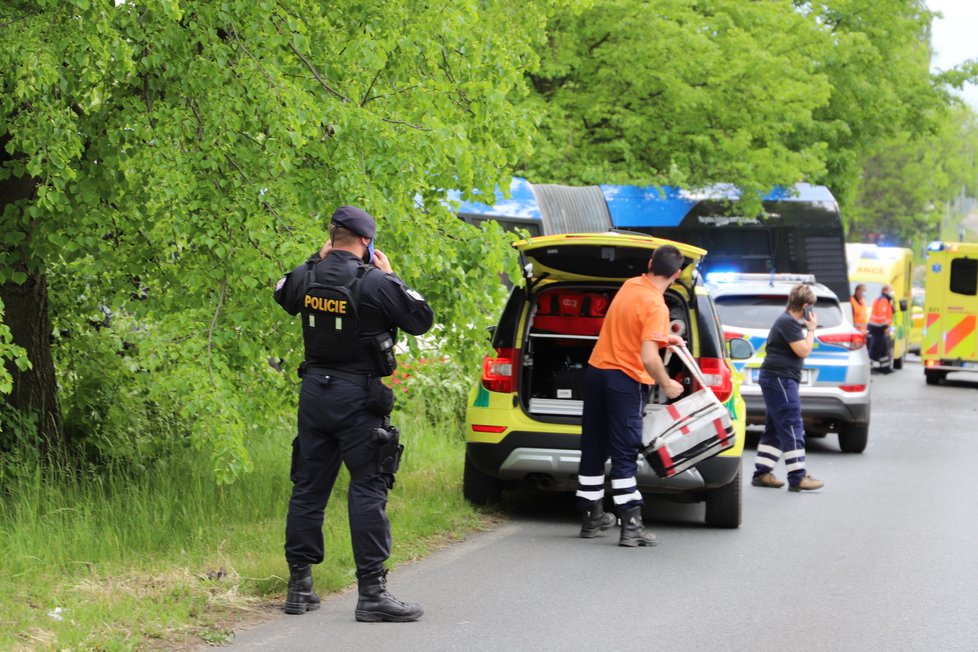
[577,366,647,511]
[285,373,390,575]
[754,370,807,486]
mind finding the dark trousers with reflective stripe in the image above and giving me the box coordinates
[285,373,390,575]
[577,366,647,510]
[754,370,807,485]
[867,324,891,364]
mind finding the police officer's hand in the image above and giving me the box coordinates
[319,240,333,259]
[372,249,393,274]
[663,378,684,400]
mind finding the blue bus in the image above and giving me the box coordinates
[454,177,850,301]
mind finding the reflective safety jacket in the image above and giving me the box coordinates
[868,294,894,328]
[850,295,868,333]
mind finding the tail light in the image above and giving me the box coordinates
[482,348,517,393]
[816,331,866,351]
[839,384,867,392]
[695,357,733,403]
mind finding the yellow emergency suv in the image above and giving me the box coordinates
[922,241,978,385]
[463,232,752,528]
[846,244,914,370]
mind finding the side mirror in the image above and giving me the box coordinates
[727,337,754,360]
[899,298,908,312]
[486,325,496,342]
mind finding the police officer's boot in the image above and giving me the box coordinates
[284,564,321,615]
[580,500,617,538]
[355,569,424,622]
[618,505,657,547]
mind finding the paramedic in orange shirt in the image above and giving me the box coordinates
[575,244,685,548]
[850,283,868,334]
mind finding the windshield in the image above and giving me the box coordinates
[714,295,844,329]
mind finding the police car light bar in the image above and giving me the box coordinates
[706,272,817,285]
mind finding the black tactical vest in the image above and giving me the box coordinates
[300,264,373,363]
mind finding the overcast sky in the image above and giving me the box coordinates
[927,0,978,108]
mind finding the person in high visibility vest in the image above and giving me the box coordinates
[850,284,868,334]
[867,284,895,373]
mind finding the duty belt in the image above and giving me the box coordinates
[300,364,371,389]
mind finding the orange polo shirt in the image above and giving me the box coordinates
[589,275,671,384]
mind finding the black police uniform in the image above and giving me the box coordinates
[274,247,434,577]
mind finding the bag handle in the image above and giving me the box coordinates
[663,344,711,389]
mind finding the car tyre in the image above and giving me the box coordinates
[925,370,944,386]
[704,464,742,529]
[463,454,501,506]
[893,353,904,370]
[838,423,869,453]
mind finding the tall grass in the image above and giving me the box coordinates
[0,403,487,650]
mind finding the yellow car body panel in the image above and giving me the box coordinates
[922,242,978,382]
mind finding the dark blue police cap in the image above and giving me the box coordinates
[330,206,376,239]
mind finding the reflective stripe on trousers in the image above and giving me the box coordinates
[754,370,807,485]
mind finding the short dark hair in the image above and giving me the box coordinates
[649,245,684,278]
[787,284,817,311]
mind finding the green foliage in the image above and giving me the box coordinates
[523,0,834,194]
[797,0,948,208]
[849,106,978,248]
[0,407,484,650]
[519,0,971,216]
[0,299,30,397]
[0,1,559,479]
[387,355,475,428]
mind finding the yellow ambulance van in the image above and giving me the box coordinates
[922,241,978,385]
[846,244,914,369]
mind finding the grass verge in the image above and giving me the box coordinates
[0,410,494,650]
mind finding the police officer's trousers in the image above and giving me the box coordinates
[285,373,391,575]
[576,366,647,511]
[754,370,807,486]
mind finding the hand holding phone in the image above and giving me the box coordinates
[803,304,818,331]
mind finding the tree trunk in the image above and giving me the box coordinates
[1,273,63,454]
[1,134,64,456]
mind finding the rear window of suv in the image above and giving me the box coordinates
[713,295,844,329]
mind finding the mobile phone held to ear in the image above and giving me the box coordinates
[365,240,375,264]
[803,304,815,321]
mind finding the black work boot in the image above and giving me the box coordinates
[284,565,321,615]
[618,505,657,547]
[355,569,423,622]
[580,500,617,538]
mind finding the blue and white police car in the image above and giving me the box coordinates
[706,273,872,453]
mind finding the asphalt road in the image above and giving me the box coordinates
[225,357,978,651]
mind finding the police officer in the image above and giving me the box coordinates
[273,205,434,622]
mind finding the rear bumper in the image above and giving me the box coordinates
[742,392,871,426]
[924,359,978,373]
[466,431,742,495]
